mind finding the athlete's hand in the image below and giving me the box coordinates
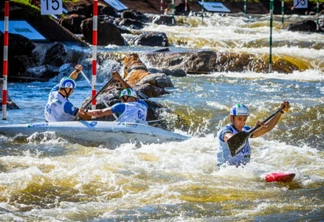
[75,64,83,73]
[90,110,103,117]
[281,101,290,112]
[254,120,266,129]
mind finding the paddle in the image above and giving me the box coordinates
[227,106,285,157]
[82,77,114,112]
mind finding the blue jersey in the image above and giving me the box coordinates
[217,124,251,167]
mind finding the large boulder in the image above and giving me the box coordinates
[0,33,36,82]
[59,14,87,34]
[81,17,125,46]
[287,20,320,32]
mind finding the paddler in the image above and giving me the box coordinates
[44,64,89,122]
[81,72,148,124]
[216,101,290,167]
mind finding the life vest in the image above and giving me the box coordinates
[217,124,251,166]
[117,101,148,124]
[45,90,78,122]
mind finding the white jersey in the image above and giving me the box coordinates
[217,124,251,167]
[114,100,148,124]
[45,87,78,122]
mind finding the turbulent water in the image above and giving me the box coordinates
[0,13,324,221]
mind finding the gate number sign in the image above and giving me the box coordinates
[41,0,63,15]
[294,0,308,9]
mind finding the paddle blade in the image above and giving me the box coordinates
[227,131,249,156]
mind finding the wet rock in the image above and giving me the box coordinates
[129,32,169,47]
[118,18,145,30]
[81,17,125,46]
[151,15,175,25]
[143,50,300,74]
[121,9,149,23]
[43,42,67,67]
[0,33,36,82]
[59,14,87,34]
[287,20,318,32]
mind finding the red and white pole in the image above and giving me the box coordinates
[160,0,163,14]
[92,0,98,111]
[2,1,9,120]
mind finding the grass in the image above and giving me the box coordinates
[196,0,320,3]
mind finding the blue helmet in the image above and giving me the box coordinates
[59,77,76,89]
[119,88,137,98]
[230,104,249,116]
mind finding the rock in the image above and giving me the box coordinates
[129,32,169,47]
[121,9,149,23]
[59,14,87,34]
[152,15,175,25]
[43,42,67,67]
[81,17,125,46]
[0,33,36,82]
[118,18,145,30]
[143,50,300,74]
[287,20,318,32]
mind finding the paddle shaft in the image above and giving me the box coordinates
[83,78,114,111]
[247,106,285,136]
[228,106,285,156]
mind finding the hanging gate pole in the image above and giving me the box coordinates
[317,0,319,31]
[172,0,175,24]
[92,0,98,112]
[281,0,285,29]
[2,1,9,120]
[244,0,247,16]
[269,0,274,73]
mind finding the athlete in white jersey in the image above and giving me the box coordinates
[217,101,290,167]
[84,87,148,124]
[45,64,89,122]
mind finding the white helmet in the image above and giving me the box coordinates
[59,77,76,89]
[120,88,137,99]
[230,104,249,116]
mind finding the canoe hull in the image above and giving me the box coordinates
[0,121,189,147]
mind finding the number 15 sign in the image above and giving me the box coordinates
[41,0,63,15]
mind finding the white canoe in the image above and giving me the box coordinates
[0,121,190,147]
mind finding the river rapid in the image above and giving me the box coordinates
[0,13,323,221]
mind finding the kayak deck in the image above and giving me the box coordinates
[264,172,296,182]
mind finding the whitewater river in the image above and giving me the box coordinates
[0,13,323,221]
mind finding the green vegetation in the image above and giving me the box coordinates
[197,0,319,3]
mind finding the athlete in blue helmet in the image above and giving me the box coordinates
[84,72,148,124]
[45,64,88,122]
[217,101,290,167]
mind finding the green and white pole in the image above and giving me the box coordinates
[201,0,204,21]
[281,0,284,29]
[172,0,175,25]
[317,0,319,31]
[244,0,247,16]
[269,0,274,73]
